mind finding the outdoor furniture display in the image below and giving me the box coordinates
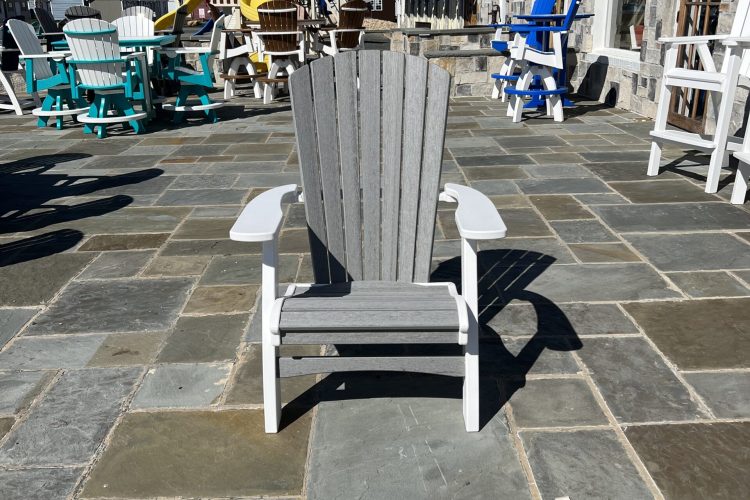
[505,0,581,122]
[122,5,157,19]
[0,47,40,116]
[255,0,304,104]
[490,0,555,102]
[113,14,156,64]
[63,19,148,138]
[647,0,750,194]
[158,14,226,123]
[154,0,201,31]
[32,6,65,46]
[64,5,102,21]
[229,50,507,433]
[8,19,88,128]
[220,27,266,99]
[314,0,367,56]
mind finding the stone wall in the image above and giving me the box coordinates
[389,28,505,96]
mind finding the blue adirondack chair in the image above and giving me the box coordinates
[7,19,89,129]
[158,14,225,124]
[504,0,583,122]
[490,0,556,101]
[63,19,148,139]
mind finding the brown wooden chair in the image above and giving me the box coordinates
[316,0,367,56]
[255,0,304,103]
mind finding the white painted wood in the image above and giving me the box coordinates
[648,0,750,193]
[77,111,147,122]
[262,237,281,433]
[229,184,298,241]
[64,19,123,89]
[732,152,750,204]
[441,184,507,239]
[123,5,156,19]
[461,237,479,432]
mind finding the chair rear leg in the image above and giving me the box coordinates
[648,77,673,177]
[731,161,749,204]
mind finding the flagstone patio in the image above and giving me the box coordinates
[1,95,749,500]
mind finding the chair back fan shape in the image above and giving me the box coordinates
[516,0,580,69]
[289,50,450,284]
[64,5,102,21]
[258,1,298,53]
[113,15,155,39]
[7,20,54,80]
[336,0,368,49]
[122,5,156,19]
[170,6,189,46]
[64,19,124,89]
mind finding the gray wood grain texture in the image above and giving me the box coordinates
[311,55,347,282]
[414,64,450,282]
[359,50,382,280]
[289,64,330,283]
[278,355,465,377]
[380,51,405,282]
[335,51,363,280]
[281,298,458,311]
[397,55,428,282]
[279,310,459,331]
[281,330,458,344]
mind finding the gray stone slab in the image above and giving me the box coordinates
[160,239,261,256]
[132,362,232,409]
[550,220,618,243]
[77,250,154,279]
[30,207,190,236]
[467,179,520,195]
[0,308,38,349]
[306,373,531,500]
[200,255,298,285]
[525,264,680,302]
[0,468,83,500]
[684,372,750,418]
[0,335,106,369]
[577,337,707,422]
[0,367,141,466]
[486,303,638,336]
[482,337,581,376]
[157,314,248,363]
[0,371,52,415]
[157,189,247,206]
[169,174,239,189]
[625,233,750,271]
[508,378,607,428]
[86,332,168,367]
[593,203,750,233]
[521,430,652,500]
[524,164,594,178]
[456,154,535,167]
[667,271,750,298]
[479,237,576,265]
[233,173,301,188]
[516,178,611,194]
[574,193,629,205]
[26,278,193,335]
[0,254,93,307]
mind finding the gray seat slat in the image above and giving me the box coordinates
[279,310,459,331]
[281,330,458,345]
[278,356,465,377]
[281,298,458,311]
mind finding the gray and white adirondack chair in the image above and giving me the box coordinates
[122,5,156,19]
[229,50,507,433]
[113,15,156,64]
[647,0,750,193]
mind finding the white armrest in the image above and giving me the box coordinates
[441,183,507,240]
[21,51,70,59]
[171,47,215,54]
[723,36,750,47]
[230,184,298,242]
[659,34,726,45]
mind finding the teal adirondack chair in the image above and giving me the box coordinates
[7,19,89,129]
[63,18,148,139]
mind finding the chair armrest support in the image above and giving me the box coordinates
[659,34,726,45]
[441,183,507,240]
[230,184,299,242]
[21,51,71,60]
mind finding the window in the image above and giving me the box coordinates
[593,0,646,59]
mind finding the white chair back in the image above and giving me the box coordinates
[731,0,750,77]
[123,5,156,19]
[7,19,54,80]
[113,15,155,38]
[64,19,124,89]
[208,14,227,53]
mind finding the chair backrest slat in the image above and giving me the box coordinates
[64,5,102,21]
[337,0,367,49]
[358,50,381,280]
[64,18,123,89]
[8,19,55,80]
[123,5,156,19]
[33,7,59,35]
[113,15,155,38]
[258,0,298,53]
[290,51,450,285]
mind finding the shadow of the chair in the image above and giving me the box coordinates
[280,249,582,431]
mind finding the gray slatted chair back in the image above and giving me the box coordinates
[336,0,368,49]
[64,19,123,88]
[289,50,450,284]
[258,1,298,53]
[7,19,55,80]
[32,6,60,35]
[123,5,156,19]
[64,5,102,21]
[113,15,155,38]
[169,6,189,47]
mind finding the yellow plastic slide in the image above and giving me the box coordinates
[154,0,203,31]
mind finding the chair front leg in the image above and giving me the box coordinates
[461,237,480,432]
[262,237,282,433]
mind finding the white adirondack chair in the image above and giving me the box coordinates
[314,0,367,56]
[64,18,147,138]
[647,0,750,193]
[229,51,507,433]
[7,19,87,127]
[122,5,156,19]
[113,15,156,64]
[220,29,264,100]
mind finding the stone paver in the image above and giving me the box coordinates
[1,96,748,499]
